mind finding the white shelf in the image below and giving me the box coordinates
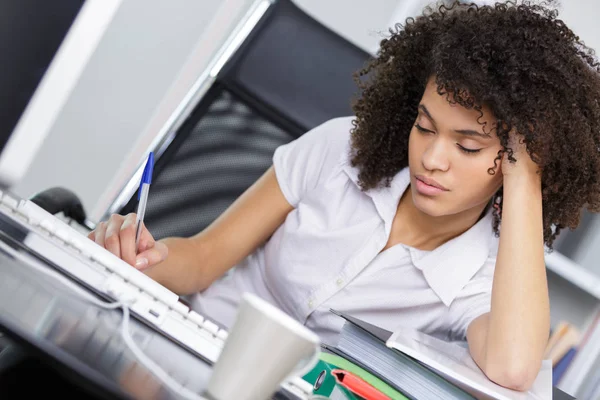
[545,250,600,300]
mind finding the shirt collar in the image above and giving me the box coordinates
[340,159,410,233]
[409,209,495,307]
[341,159,496,307]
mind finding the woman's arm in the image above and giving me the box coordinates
[91,166,294,295]
[146,166,294,294]
[466,140,550,391]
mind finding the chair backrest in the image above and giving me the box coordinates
[117,0,371,240]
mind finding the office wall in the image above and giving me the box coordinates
[559,0,600,55]
[294,0,401,54]
[12,0,223,214]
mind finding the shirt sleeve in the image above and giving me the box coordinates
[445,259,495,342]
[272,116,354,207]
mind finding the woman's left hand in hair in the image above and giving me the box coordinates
[501,130,541,181]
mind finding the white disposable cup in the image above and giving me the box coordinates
[205,292,320,400]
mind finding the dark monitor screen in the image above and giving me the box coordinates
[0,0,85,152]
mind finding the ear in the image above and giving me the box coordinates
[497,152,504,176]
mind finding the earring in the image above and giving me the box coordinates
[493,194,503,217]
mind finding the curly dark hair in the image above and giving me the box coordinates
[349,0,600,249]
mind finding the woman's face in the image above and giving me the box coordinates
[408,78,504,217]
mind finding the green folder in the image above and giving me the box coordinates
[302,358,359,399]
[302,352,410,400]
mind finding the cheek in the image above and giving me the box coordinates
[408,130,425,163]
[457,157,503,200]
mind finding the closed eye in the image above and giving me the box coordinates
[415,124,482,154]
[414,124,434,134]
[456,144,481,154]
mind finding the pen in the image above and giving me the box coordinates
[135,152,154,253]
[331,369,391,400]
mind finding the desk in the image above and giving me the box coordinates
[0,231,296,399]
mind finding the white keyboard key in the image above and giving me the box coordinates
[90,258,109,274]
[130,274,179,307]
[88,246,133,278]
[69,237,85,254]
[190,322,222,347]
[130,293,167,326]
[1,195,19,211]
[203,320,220,336]
[180,315,203,334]
[13,200,31,219]
[103,274,129,303]
[17,208,39,225]
[104,274,125,292]
[160,314,221,363]
[67,237,94,259]
[103,275,140,305]
[54,228,71,244]
[148,300,169,322]
[86,258,108,275]
[40,219,56,234]
[216,329,228,341]
[187,310,205,326]
[172,301,189,315]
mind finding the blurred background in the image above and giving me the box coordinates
[8,0,600,396]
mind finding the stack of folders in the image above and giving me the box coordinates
[557,308,600,399]
[543,321,581,385]
[325,309,554,400]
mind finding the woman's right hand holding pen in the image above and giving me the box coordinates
[87,212,168,271]
[86,166,296,295]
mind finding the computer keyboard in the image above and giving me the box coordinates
[0,189,228,364]
[0,189,314,400]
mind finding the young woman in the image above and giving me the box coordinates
[89,0,600,391]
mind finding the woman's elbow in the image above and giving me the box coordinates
[484,361,540,391]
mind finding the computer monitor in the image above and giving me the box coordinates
[0,0,124,189]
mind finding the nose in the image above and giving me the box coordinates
[422,137,450,172]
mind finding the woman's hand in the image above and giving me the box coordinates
[501,130,541,181]
[87,213,168,271]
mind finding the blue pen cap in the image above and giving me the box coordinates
[137,152,154,200]
[143,152,154,185]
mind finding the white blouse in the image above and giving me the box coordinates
[190,116,499,345]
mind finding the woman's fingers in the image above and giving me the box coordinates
[135,241,168,271]
[119,213,138,266]
[87,214,164,270]
[136,222,155,253]
[104,214,124,259]
[93,221,107,248]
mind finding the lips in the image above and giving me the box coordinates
[415,175,448,191]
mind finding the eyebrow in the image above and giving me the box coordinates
[418,104,492,140]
